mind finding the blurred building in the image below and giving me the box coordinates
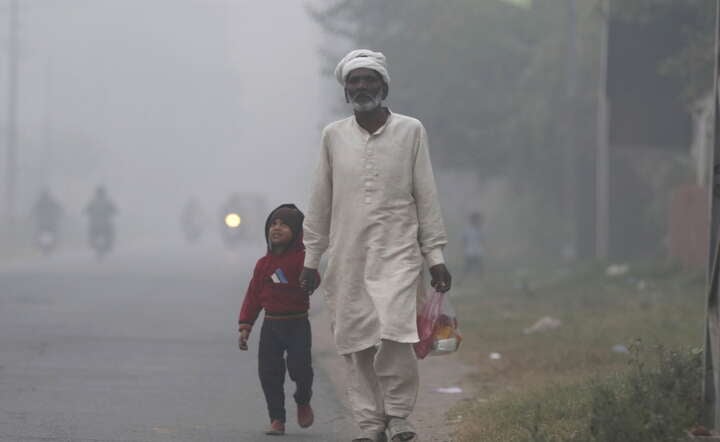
[605,2,707,269]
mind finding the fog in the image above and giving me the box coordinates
[0,1,715,440]
[1,0,325,242]
[0,0,711,265]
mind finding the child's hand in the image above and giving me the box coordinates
[300,267,318,295]
[238,329,250,351]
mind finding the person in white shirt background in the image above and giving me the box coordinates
[462,210,485,280]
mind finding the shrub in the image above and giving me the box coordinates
[589,342,703,442]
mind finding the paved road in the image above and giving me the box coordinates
[0,242,348,441]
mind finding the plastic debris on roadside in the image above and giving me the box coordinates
[612,344,629,354]
[434,387,463,394]
[605,263,629,277]
[489,352,502,360]
[523,316,562,335]
[414,290,463,359]
[447,414,463,424]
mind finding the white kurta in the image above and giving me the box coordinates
[304,112,448,355]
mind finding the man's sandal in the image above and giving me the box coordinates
[386,417,417,441]
[352,432,387,442]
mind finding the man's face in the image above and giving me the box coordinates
[345,68,385,112]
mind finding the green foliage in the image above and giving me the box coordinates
[589,343,703,442]
[611,0,715,105]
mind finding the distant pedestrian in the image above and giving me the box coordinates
[461,211,485,278]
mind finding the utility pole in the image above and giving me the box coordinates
[5,0,19,235]
[595,0,610,260]
[43,58,53,184]
[703,0,720,430]
[563,0,579,261]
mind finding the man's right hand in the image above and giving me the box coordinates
[299,267,318,295]
[238,329,249,351]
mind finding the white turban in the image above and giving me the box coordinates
[334,49,390,87]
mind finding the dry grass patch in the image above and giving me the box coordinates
[448,262,706,441]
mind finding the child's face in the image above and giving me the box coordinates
[268,218,293,248]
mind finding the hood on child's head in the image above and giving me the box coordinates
[264,203,305,251]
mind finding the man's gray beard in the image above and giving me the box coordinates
[351,93,383,112]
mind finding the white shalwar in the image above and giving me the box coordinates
[304,111,448,355]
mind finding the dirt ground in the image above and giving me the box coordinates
[312,303,473,442]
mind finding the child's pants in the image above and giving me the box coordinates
[258,316,313,423]
[343,339,419,437]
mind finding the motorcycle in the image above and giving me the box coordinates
[34,227,58,255]
[88,223,114,260]
[218,192,266,249]
[180,199,204,243]
[31,190,63,255]
[84,186,117,260]
[182,220,203,243]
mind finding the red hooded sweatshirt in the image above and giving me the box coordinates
[238,204,318,329]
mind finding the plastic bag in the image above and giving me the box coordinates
[414,290,462,359]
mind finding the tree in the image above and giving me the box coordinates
[610,0,715,105]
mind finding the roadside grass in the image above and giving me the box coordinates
[449,261,706,441]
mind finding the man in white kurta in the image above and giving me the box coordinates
[301,49,451,442]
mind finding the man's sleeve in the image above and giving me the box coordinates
[413,124,448,268]
[303,129,333,269]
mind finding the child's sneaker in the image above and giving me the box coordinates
[297,403,314,428]
[265,419,285,435]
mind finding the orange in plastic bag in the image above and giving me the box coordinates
[414,291,462,359]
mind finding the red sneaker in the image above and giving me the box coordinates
[297,403,314,428]
[265,419,285,435]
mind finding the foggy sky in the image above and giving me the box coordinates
[0,0,326,239]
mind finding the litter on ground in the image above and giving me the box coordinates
[523,316,562,334]
[606,263,629,277]
[612,344,629,354]
[434,387,463,394]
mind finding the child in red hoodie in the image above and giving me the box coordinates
[238,203,319,436]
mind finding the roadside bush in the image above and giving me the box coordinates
[589,342,703,442]
[455,344,703,442]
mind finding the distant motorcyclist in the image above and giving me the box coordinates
[31,189,63,253]
[84,186,117,258]
[180,197,204,243]
[218,192,269,248]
